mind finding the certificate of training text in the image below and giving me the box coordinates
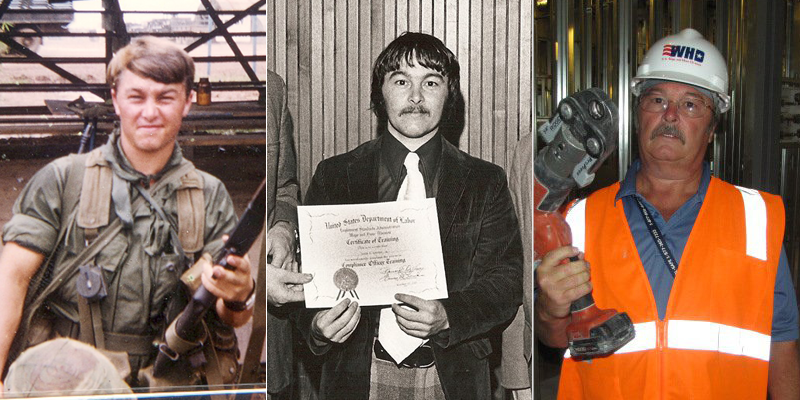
[298,198,448,308]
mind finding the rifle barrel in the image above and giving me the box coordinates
[153,179,266,376]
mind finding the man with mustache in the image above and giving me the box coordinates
[536,29,800,399]
[293,32,523,399]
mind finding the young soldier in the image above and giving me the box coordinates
[0,36,255,392]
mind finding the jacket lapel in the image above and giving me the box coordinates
[346,140,380,204]
[345,136,469,239]
[436,141,469,241]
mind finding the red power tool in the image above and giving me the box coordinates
[535,88,635,358]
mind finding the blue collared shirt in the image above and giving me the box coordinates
[616,160,799,341]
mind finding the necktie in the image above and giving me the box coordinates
[380,151,427,363]
[396,152,426,201]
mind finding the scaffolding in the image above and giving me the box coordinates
[0,0,266,152]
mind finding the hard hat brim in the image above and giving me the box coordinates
[632,72,731,113]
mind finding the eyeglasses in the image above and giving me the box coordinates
[639,93,713,118]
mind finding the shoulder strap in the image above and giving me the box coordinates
[76,153,205,253]
[76,148,112,240]
[7,152,94,373]
[24,152,90,306]
[19,161,198,337]
[176,168,205,254]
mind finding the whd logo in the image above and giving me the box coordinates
[662,44,705,63]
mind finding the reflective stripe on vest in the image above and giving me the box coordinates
[557,180,781,400]
[565,198,587,252]
[565,188,768,259]
[565,320,771,361]
[563,188,772,362]
[735,186,767,261]
[668,320,771,361]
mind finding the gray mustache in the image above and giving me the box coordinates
[651,124,685,144]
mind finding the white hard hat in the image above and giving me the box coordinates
[631,28,730,113]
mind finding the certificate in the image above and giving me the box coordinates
[298,198,448,308]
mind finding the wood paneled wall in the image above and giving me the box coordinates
[267,0,533,197]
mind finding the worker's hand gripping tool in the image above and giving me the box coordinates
[534,88,635,358]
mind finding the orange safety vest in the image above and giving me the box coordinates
[558,177,784,400]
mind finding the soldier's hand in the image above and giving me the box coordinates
[311,299,361,344]
[392,294,449,339]
[535,246,591,321]
[267,221,296,272]
[268,264,312,306]
[202,253,254,305]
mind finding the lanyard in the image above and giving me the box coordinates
[633,196,679,277]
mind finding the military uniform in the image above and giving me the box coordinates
[2,131,238,384]
[5,338,132,396]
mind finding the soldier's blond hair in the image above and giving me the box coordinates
[107,36,195,96]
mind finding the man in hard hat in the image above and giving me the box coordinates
[535,28,800,398]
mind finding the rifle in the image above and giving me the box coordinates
[67,96,115,154]
[152,179,266,379]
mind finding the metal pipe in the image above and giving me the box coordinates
[616,0,633,180]
[554,0,569,105]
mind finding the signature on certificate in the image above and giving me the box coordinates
[381,264,424,282]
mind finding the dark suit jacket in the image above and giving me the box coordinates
[297,135,523,400]
[266,70,299,394]
[501,133,533,389]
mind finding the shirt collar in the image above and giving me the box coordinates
[615,159,711,203]
[104,129,184,186]
[381,130,442,185]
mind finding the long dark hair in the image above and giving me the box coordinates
[370,32,463,141]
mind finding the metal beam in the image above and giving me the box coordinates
[0,53,107,62]
[0,55,264,63]
[554,0,569,105]
[103,0,130,61]
[0,31,264,38]
[0,36,108,99]
[743,0,784,192]
[617,0,633,180]
[0,0,11,20]
[185,1,266,53]
[2,9,253,16]
[0,80,265,92]
[580,0,593,90]
[198,0,260,83]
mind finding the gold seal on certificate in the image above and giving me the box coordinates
[333,267,359,300]
[298,198,448,308]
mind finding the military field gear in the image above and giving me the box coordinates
[138,309,241,399]
[3,130,238,388]
[5,338,133,397]
[149,181,266,396]
[154,180,264,371]
[9,149,199,372]
[224,279,256,312]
